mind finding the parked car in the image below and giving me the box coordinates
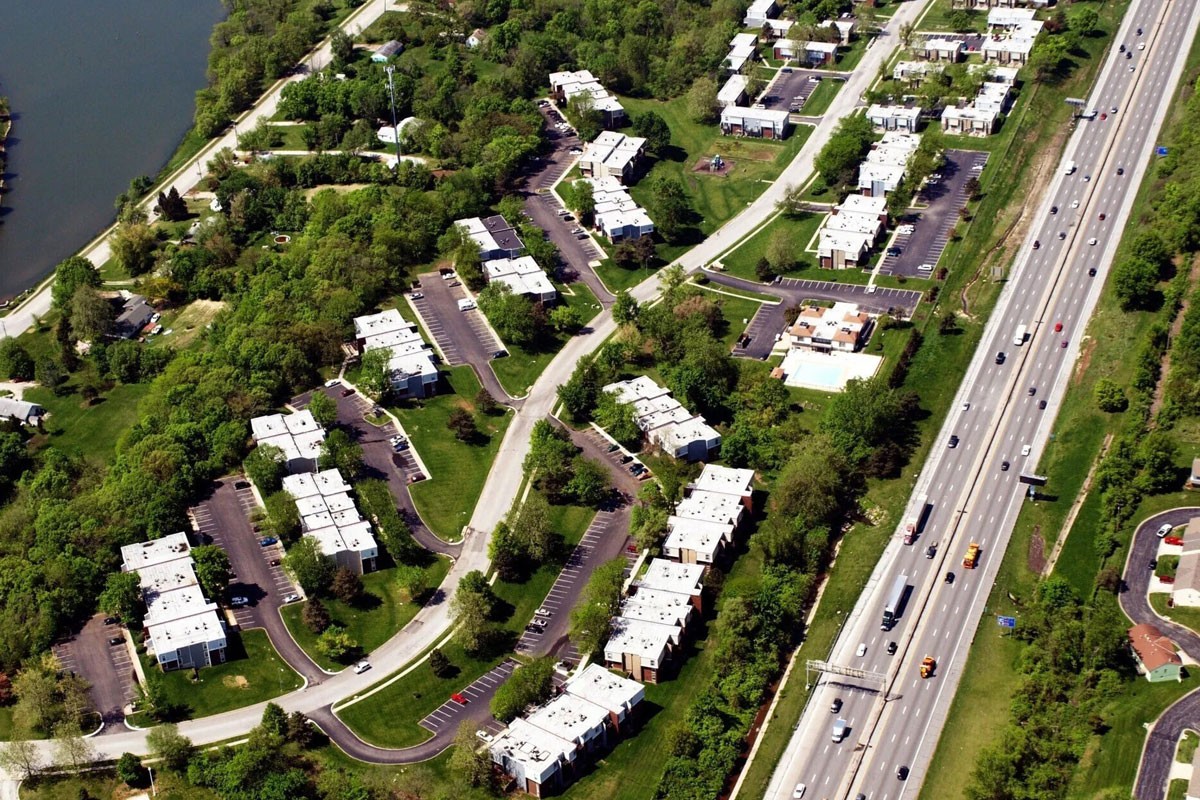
[410,291,424,300]
[535,607,552,618]
[1157,523,1174,538]
[103,616,120,626]
[341,388,356,397]
[451,693,468,705]
[108,637,124,646]
[230,597,249,608]
[353,661,371,674]
[325,379,341,388]
[283,594,301,604]
[260,536,278,547]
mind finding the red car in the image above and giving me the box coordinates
[341,388,356,397]
[451,693,468,705]
[1099,213,1106,221]
[1054,321,1063,332]
[1061,340,1069,348]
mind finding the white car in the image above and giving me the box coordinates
[535,607,553,618]
[1088,238,1098,246]
[1138,42,1146,50]
[856,643,867,657]
[1021,444,1032,456]
[230,596,249,608]
[324,379,341,388]
[1070,199,1080,208]
[793,783,807,799]
[410,291,424,300]
[353,661,371,674]
[283,594,301,604]
[457,298,477,312]
[568,147,583,155]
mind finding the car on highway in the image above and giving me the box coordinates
[1126,51,1133,59]
[260,536,278,547]
[1088,238,1098,246]
[962,401,970,410]
[995,352,1006,364]
[1059,231,1067,240]
[1117,167,1125,175]
[856,642,867,657]
[945,571,955,584]
[1054,321,1063,332]
[1099,213,1106,221]
[1051,205,1058,214]
[1062,339,1069,347]
[1084,175,1091,182]
[925,545,936,558]
[230,596,249,608]
[1138,42,1145,49]
[1028,386,1036,396]
[887,641,898,655]
[1039,399,1047,410]
[353,661,371,674]
[1158,523,1174,538]
[831,698,842,713]
[1033,240,1040,249]
[792,783,807,799]
[1021,444,1032,456]
[1089,267,1097,276]
[1001,460,1010,471]
[1071,199,1080,208]
[1100,112,1107,120]
[947,435,959,448]
[898,765,910,780]
[1119,43,1126,51]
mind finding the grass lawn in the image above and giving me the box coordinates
[1178,730,1199,763]
[24,383,151,464]
[140,629,303,721]
[592,257,663,296]
[489,282,601,397]
[281,558,450,671]
[1151,594,1200,636]
[0,707,13,741]
[917,0,987,33]
[800,77,843,117]
[390,366,512,540]
[1171,779,1190,800]
[150,298,227,351]
[337,505,596,747]
[695,290,767,349]
[1159,556,1181,580]
[717,211,824,281]
[835,36,872,72]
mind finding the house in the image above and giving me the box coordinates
[526,693,613,753]
[975,82,1011,113]
[354,309,438,398]
[743,0,779,27]
[1175,517,1200,607]
[284,468,379,575]
[762,18,794,41]
[620,587,696,630]
[917,38,966,62]
[548,70,626,127]
[838,193,889,223]
[718,74,749,108]
[975,64,1020,85]
[455,215,525,261]
[986,7,1037,30]
[688,464,755,510]
[800,40,839,66]
[579,177,655,242]
[561,664,645,734]
[663,516,734,564]
[819,18,857,45]
[893,60,944,84]
[0,397,45,427]
[602,377,720,461]
[578,131,647,184]
[720,105,792,140]
[603,616,679,683]
[818,229,874,268]
[773,38,799,61]
[857,161,907,197]
[638,558,706,612]
[484,256,558,303]
[983,35,1036,65]
[1128,623,1183,682]
[942,105,999,137]
[112,293,155,339]
[121,533,227,672]
[726,32,760,73]
[826,208,886,240]
[1188,457,1200,489]
[490,718,578,798]
[250,410,325,473]
[466,28,487,49]
[867,104,922,133]
[674,489,746,529]
[788,303,873,352]
[371,40,403,62]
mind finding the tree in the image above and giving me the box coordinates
[358,347,393,399]
[244,444,286,494]
[491,658,556,722]
[1029,36,1071,82]
[51,722,95,773]
[110,222,159,276]
[302,597,332,633]
[448,407,479,442]
[766,227,798,274]
[551,304,584,334]
[51,256,101,312]
[330,29,355,67]
[261,702,288,738]
[648,177,691,242]
[116,752,146,787]
[307,391,337,428]
[429,648,453,678]
[1069,7,1101,36]
[146,724,193,771]
[568,457,611,507]
[68,286,114,341]
[319,428,363,478]
[567,94,603,141]
[478,282,538,346]
[1112,257,1159,310]
[450,570,496,654]
[632,111,672,156]
[285,537,335,596]
[613,291,640,325]
[510,491,555,563]
[631,504,669,551]
[191,545,232,601]
[331,567,364,603]
[449,722,492,788]
[155,187,188,222]
[0,339,34,381]
[964,176,981,201]
[899,22,915,47]
[814,113,874,188]
[34,356,65,390]
[0,739,42,780]
[285,711,316,748]
[316,625,358,661]
[594,391,641,450]
[99,571,143,625]
[263,491,301,542]
[562,180,595,221]
[475,388,498,415]
[946,9,974,33]
[1094,378,1128,412]
[685,76,719,124]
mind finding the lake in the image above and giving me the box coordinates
[0,0,225,300]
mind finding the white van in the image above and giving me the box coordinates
[1063,161,1077,175]
[832,718,848,742]
[457,298,477,312]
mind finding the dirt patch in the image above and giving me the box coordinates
[694,157,736,176]
[1073,336,1097,384]
[223,675,249,689]
[1027,526,1046,574]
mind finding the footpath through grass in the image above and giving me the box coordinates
[390,366,512,540]
[281,559,450,672]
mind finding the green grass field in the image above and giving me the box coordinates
[717,211,824,281]
[281,559,450,671]
[390,366,512,540]
[1177,730,1199,763]
[799,77,843,117]
[140,630,303,721]
[489,283,601,397]
[24,383,150,464]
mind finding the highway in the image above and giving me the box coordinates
[764,0,1200,798]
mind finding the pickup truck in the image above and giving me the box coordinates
[963,542,981,569]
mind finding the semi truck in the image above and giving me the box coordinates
[920,656,936,678]
[902,494,929,544]
[963,542,981,569]
[881,574,910,631]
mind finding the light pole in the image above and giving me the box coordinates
[385,65,402,169]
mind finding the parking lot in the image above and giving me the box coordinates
[528,102,584,191]
[878,149,989,278]
[419,658,517,735]
[732,300,784,359]
[761,69,840,113]
[53,613,139,733]
[408,274,509,402]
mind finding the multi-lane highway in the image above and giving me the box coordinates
[765,0,1200,798]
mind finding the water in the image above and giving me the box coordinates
[0,0,225,299]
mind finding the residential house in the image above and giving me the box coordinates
[1176,517,1200,606]
[687,464,755,510]
[787,303,873,352]
[112,293,155,339]
[866,104,922,133]
[718,74,749,108]
[982,35,1036,64]
[484,256,558,303]
[603,616,680,683]
[838,193,889,223]
[490,718,577,798]
[580,177,655,242]
[561,664,645,734]
[548,70,626,127]
[817,229,874,269]
[353,309,438,398]
[986,7,1037,29]
[619,587,696,630]
[762,18,794,41]
[800,40,839,66]
[954,0,1051,7]
[726,32,760,73]
[284,468,380,575]
[720,105,792,140]
[578,131,647,184]
[893,60,945,85]
[0,397,45,427]
[1128,623,1183,682]
[663,516,734,564]
[525,693,613,753]
[250,409,325,473]
[371,40,403,62]
[639,558,706,612]
[942,105,999,137]
[819,18,857,45]
[857,159,907,196]
[467,28,487,48]
[743,0,779,27]
[455,215,525,261]
[916,38,966,62]
[602,376,720,460]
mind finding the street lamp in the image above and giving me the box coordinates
[385,65,402,169]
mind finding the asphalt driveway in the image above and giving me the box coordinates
[53,614,138,734]
[408,275,511,403]
[762,69,840,113]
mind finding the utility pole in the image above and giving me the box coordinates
[385,65,402,169]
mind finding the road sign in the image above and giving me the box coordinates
[1065,97,1087,107]
[1019,474,1047,486]
[1157,146,1169,156]
[997,616,1016,629]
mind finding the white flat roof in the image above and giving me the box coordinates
[819,228,875,256]
[674,490,744,526]
[719,74,749,104]
[730,32,759,48]
[620,587,695,629]
[144,584,215,627]
[826,210,884,236]
[562,663,645,715]
[858,162,907,184]
[282,472,319,499]
[658,417,720,452]
[491,718,576,784]
[354,309,410,340]
[604,616,677,663]
[987,7,1036,25]
[839,193,888,217]
[944,106,998,124]
[867,104,922,122]
[640,558,704,597]
[121,532,192,572]
[525,693,610,746]
[721,105,792,125]
[137,560,198,595]
[604,376,671,405]
[147,608,225,655]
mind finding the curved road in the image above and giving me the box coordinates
[1123,508,1200,800]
